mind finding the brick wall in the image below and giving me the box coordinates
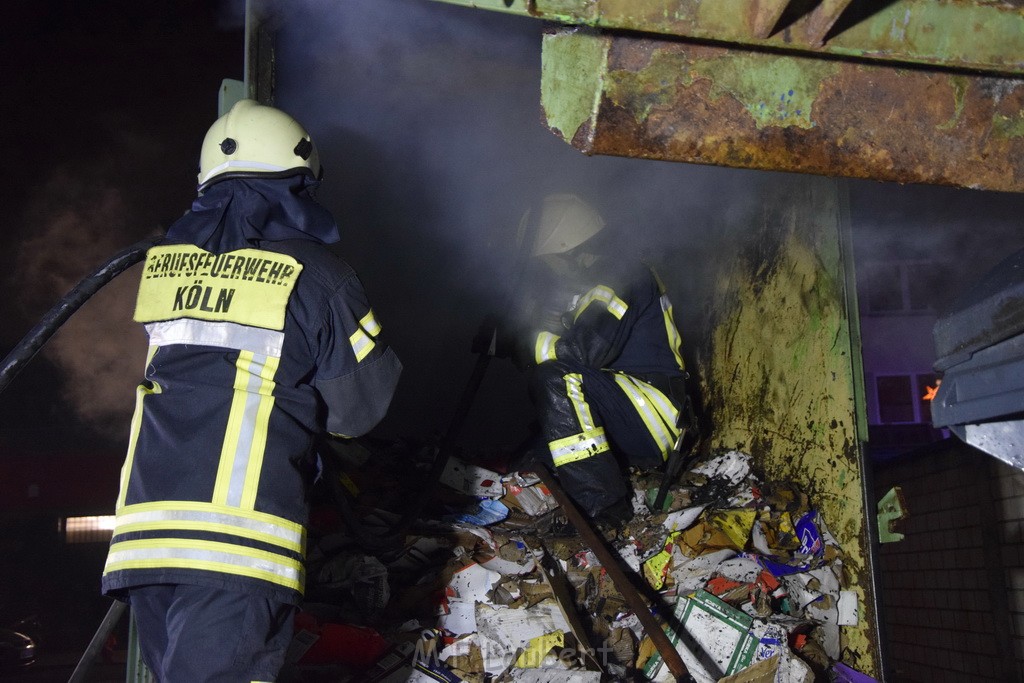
[873,439,1022,682]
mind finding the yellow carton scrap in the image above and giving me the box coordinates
[707,509,757,550]
[643,549,673,590]
[514,630,565,668]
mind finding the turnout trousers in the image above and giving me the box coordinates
[528,359,681,517]
[129,584,296,683]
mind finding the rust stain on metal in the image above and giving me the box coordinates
[803,0,856,47]
[556,35,1024,192]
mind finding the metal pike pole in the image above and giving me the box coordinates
[68,600,128,683]
[535,466,691,682]
[653,393,699,512]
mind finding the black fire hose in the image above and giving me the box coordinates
[0,235,162,397]
[0,236,160,683]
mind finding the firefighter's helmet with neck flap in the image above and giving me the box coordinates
[197,99,322,191]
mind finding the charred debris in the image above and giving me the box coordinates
[283,438,872,683]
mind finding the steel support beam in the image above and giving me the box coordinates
[432,0,1024,75]
[541,28,1024,192]
[245,0,276,105]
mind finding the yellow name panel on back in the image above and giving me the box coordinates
[134,245,302,331]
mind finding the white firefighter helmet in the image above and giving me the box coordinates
[197,99,321,190]
[530,194,605,257]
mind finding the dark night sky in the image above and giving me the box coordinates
[0,1,244,452]
[2,0,1024,459]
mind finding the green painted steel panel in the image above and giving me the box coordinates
[431,0,1024,75]
[694,176,879,675]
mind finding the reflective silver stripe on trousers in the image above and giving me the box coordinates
[114,508,303,550]
[550,431,609,463]
[613,374,676,452]
[145,320,284,357]
[565,374,594,430]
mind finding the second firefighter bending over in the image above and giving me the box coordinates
[497,194,689,524]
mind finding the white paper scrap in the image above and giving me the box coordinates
[663,505,706,532]
[690,451,751,486]
[837,590,859,626]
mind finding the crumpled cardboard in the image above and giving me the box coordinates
[503,473,559,517]
[305,442,861,683]
[680,519,743,554]
[706,509,758,552]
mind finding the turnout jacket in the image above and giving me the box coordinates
[530,257,685,379]
[102,180,401,605]
[524,258,686,509]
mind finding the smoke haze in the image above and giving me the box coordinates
[4,0,1022,448]
[14,167,149,437]
[272,0,770,442]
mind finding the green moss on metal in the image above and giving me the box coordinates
[604,48,838,131]
[994,111,1024,139]
[540,30,610,143]
[697,54,838,129]
[937,76,968,131]
[604,50,694,124]
[684,54,835,130]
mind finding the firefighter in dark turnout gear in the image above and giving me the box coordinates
[508,195,686,522]
[101,100,401,682]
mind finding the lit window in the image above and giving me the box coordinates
[62,515,116,544]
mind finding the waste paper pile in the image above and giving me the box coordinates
[282,440,876,683]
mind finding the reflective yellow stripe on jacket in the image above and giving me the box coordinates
[349,310,383,362]
[535,331,560,364]
[213,351,280,509]
[104,537,303,592]
[573,285,628,321]
[112,501,306,553]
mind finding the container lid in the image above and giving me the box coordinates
[933,246,1024,372]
